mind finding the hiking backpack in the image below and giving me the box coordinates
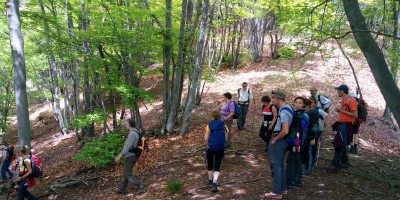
[129,131,150,158]
[280,107,309,152]
[317,94,331,112]
[355,98,367,123]
[229,101,241,119]
[307,107,321,140]
[23,154,43,178]
[207,120,226,151]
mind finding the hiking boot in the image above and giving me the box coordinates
[302,170,311,175]
[325,165,337,173]
[206,179,213,186]
[211,183,218,193]
[264,192,282,199]
[338,163,349,169]
[134,188,146,195]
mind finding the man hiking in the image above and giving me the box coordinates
[310,87,331,113]
[237,82,254,131]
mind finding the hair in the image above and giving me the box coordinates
[304,98,312,107]
[309,97,318,105]
[261,96,271,103]
[126,118,136,128]
[310,87,317,91]
[223,92,232,99]
[294,96,305,104]
[211,110,221,120]
[242,82,248,85]
[22,145,29,155]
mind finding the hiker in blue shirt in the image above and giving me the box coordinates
[204,110,229,193]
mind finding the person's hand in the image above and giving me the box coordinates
[268,124,273,131]
[271,139,276,145]
[115,155,121,164]
[311,139,316,146]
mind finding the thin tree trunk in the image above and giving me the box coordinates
[6,0,31,146]
[39,0,66,135]
[165,0,188,133]
[180,0,210,135]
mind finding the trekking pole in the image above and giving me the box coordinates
[315,132,322,166]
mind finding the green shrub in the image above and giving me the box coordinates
[73,131,125,168]
[277,45,297,58]
[166,181,183,193]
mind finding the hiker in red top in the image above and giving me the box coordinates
[326,84,357,173]
[14,145,37,200]
[258,96,277,152]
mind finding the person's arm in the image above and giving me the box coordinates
[271,122,289,144]
[268,106,278,130]
[337,99,358,118]
[204,125,211,142]
[19,159,32,180]
[115,131,137,163]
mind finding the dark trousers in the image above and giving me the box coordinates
[268,138,287,194]
[303,135,320,172]
[259,124,272,143]
[286,149,302,186]
[206,149,224,171]
[331,123,349,167]
[1,160,13,180]
[119,155,144,191]
[237,104,249,130]
[17,179,37,200]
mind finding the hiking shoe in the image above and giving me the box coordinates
[264,192,282,199]
[338,163,349,169]
[302,170,311,175]
[211,183,218,193]
[282,190,287,195]
[134,188,146,195]
[325,165,337,173]
[206,179,213,186]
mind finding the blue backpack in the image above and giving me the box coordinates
[207,120,226,151]
[280,107,309,152]
[229,101,241,119]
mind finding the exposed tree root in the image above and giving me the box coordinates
[345,169,400,192]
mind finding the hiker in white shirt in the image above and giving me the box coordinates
[237,82,254,131]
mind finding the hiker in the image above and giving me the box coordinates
[310,87,331,112]
[1,145,14,182]
[220,92,235,148]
[115,118,146,195]
[14,145,37,200]
[237,82,254,131]
[326,84,357,172]
[258,96,277,151]
[204,110,229,193]
[265,89,293,199]
[286,97,309,189]
[303,98,328,175]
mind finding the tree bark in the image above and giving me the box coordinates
[6,0,31,146]
[341,0,400,125]
[180,0,209,135]
[162,0,172,134]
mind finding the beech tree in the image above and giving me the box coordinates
[6,0,31,146]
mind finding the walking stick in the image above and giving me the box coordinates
[315,131,322,166]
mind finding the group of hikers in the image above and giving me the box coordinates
[204,82,365,197]
[0,142,41,200]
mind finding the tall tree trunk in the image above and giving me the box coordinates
[6,0,31,146]
[165,0,188,133]
[341,0,400,125]
[39,0,66,135]
[161,0,172,135]
[180,0,209,135]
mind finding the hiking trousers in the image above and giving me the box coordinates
[268,138,288,194]
[17,179,37,200]
[286,150,302,186]
[1,160,13,180]
[331,123,349,167]
[237,104,249,130]
[119,155,144,191]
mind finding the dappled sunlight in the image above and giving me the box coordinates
[241,153,260,167]
[187,172,202,179]
[31,131,76,156]
[233,188,247,194]
[191,194,218,199]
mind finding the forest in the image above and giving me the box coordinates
[0,0,400,199]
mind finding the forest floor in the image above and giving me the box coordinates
[2,45,400,200]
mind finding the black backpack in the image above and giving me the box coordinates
[306,107,321,140]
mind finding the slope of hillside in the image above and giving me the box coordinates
[1,44,400,199]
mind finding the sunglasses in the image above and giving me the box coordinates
[242,85,247,87]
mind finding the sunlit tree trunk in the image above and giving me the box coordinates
[6,0,31,146]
